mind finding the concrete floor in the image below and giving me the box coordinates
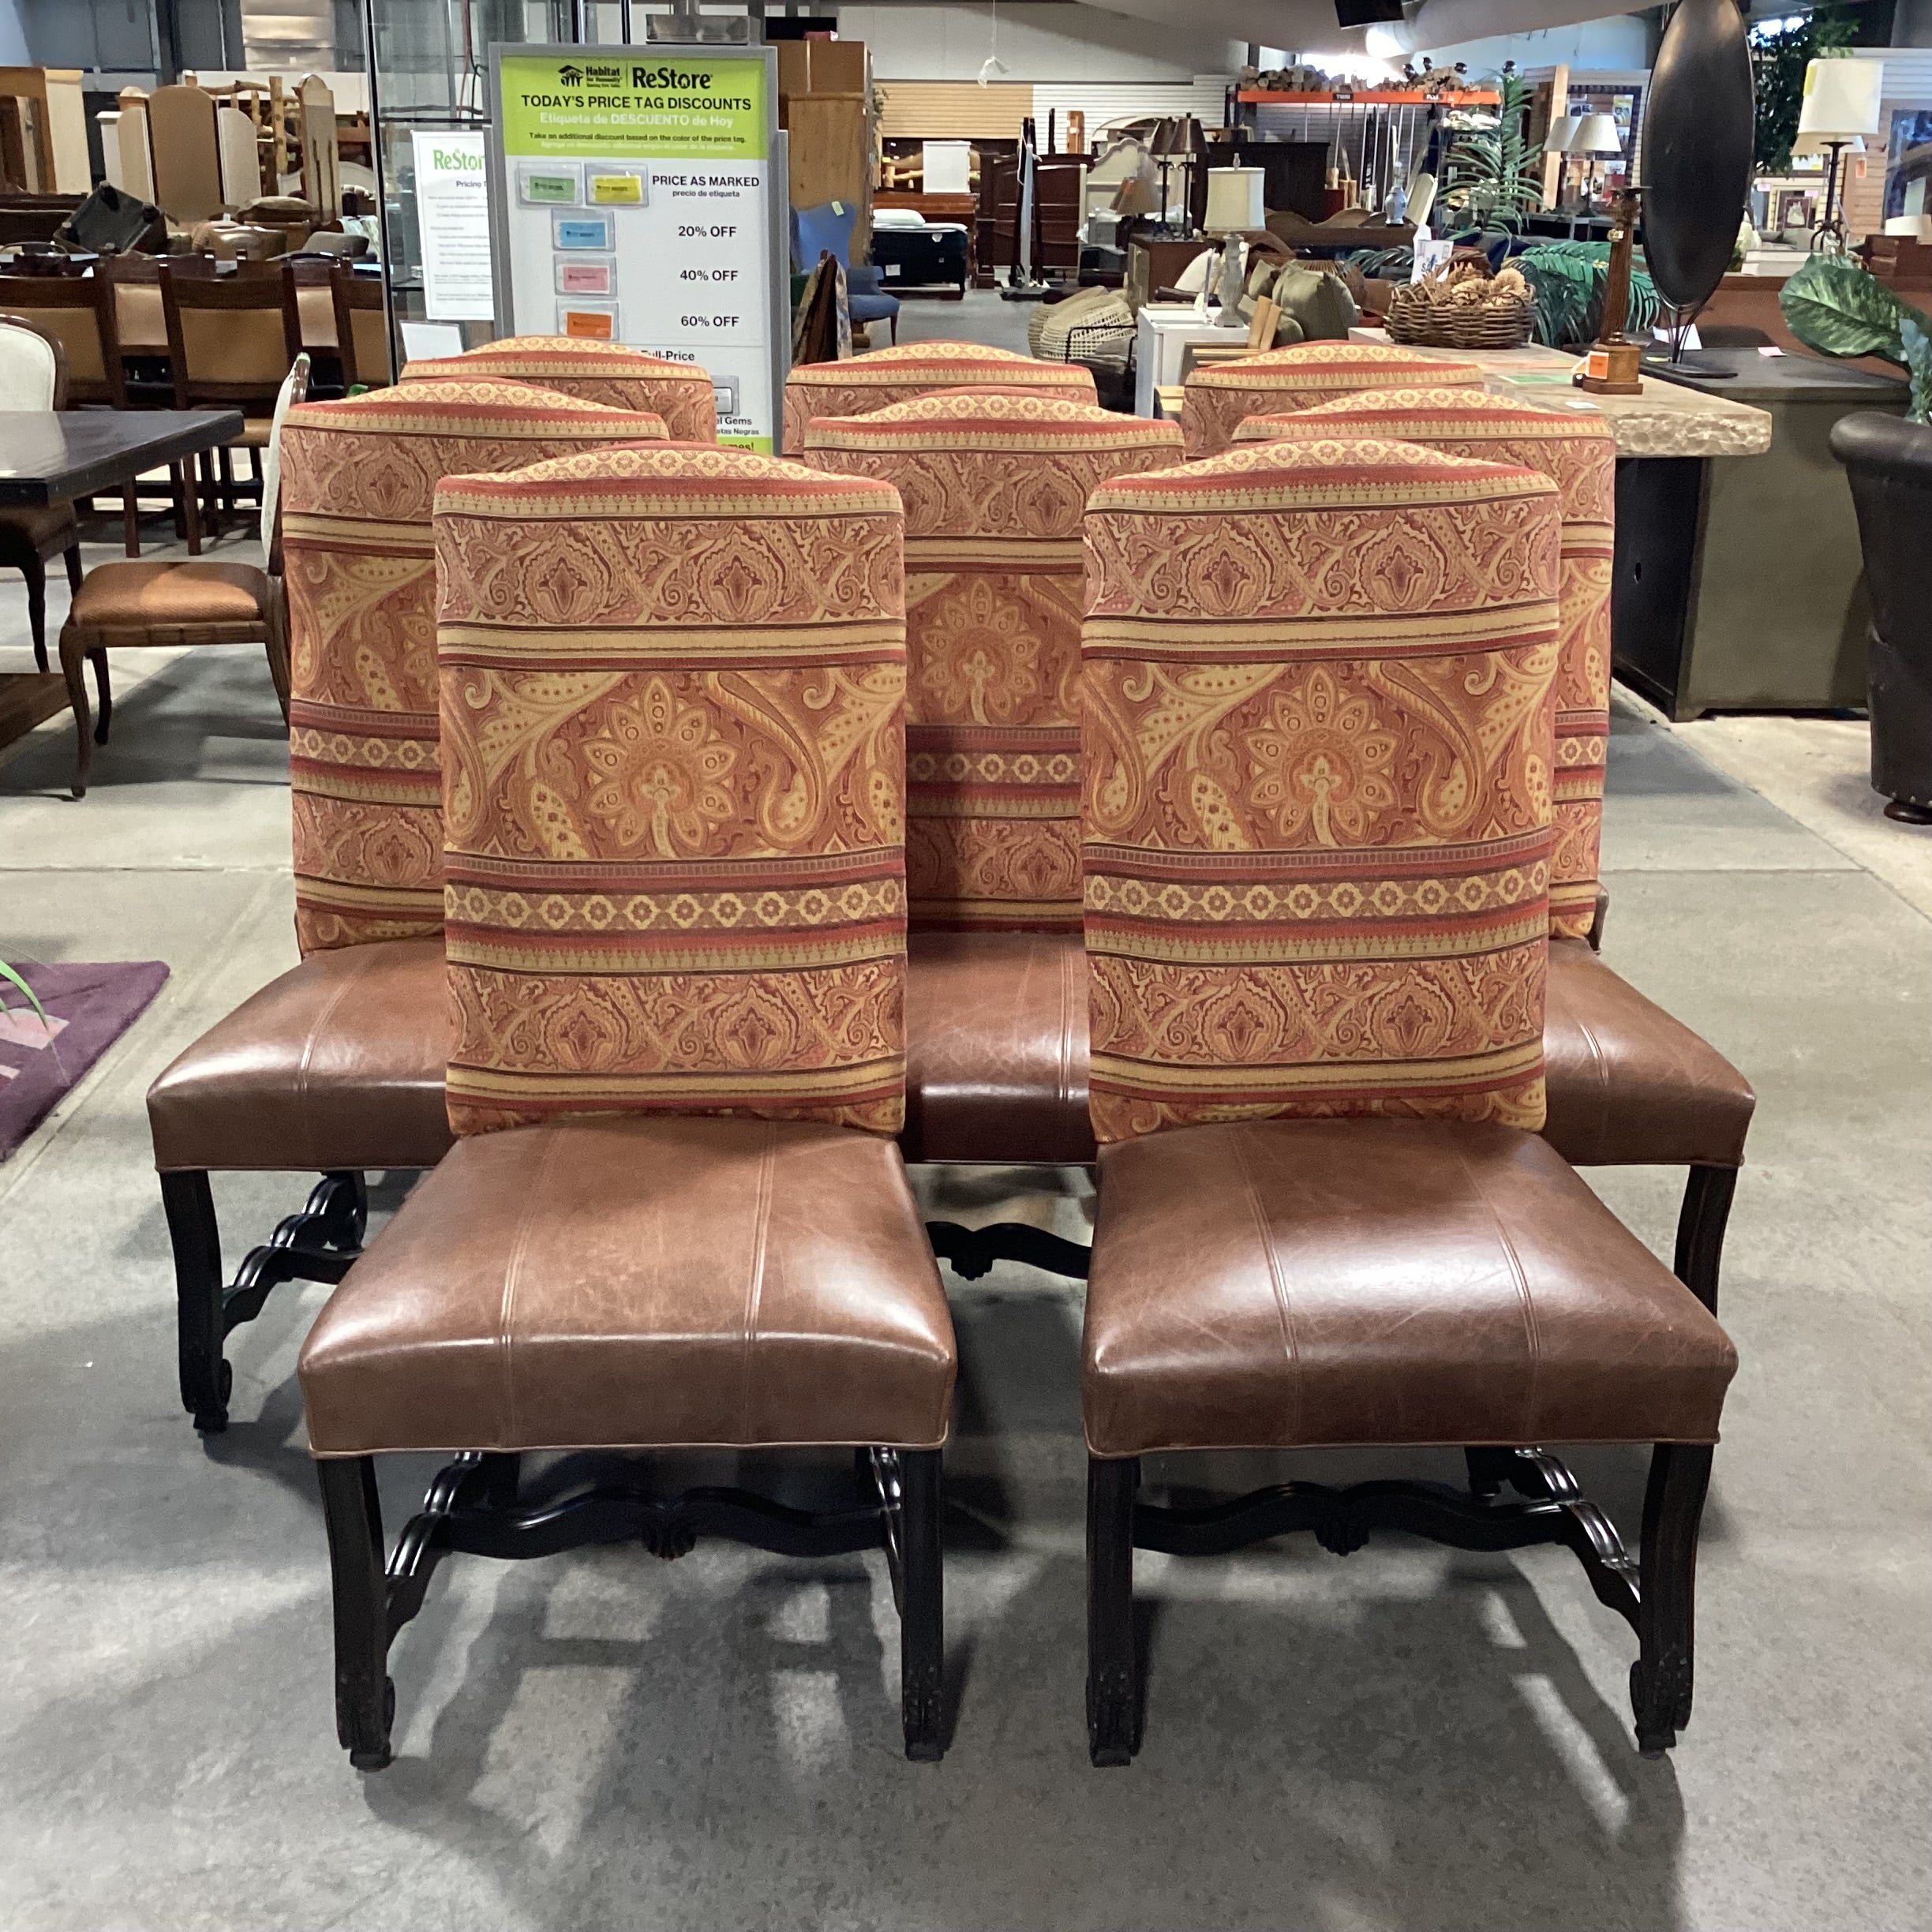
[4,380,1931,1929]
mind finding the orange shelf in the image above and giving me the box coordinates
[1237,89,1500,106]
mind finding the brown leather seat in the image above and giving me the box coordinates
[1544,938,1754,1167]
[902,930,1752,1171]
[66,558,271,632]
[299,1117,956,1456]
[903,930,1095,1164]
[147,937,453,1174]
[1083,1118,1736,1458]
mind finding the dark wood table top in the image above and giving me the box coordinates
[0,410,245,507]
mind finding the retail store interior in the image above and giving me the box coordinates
[1,3,1929,1928]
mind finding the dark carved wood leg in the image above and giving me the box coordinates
[1673,1164,1737,1316]
[897,1447,945,1761]
[24,550,47,672]
[1631,1442,1713,1758]
[159,1170,230,1430]
[317,1456,395,1771]
[1087,1455,1140,1766]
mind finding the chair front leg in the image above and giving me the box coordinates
[1631,1441,1713,1757]
[1087,1455,1140,1766]
[159,1169,230,1430]
[897,1447,946,1761]
[317,1456,395,1771]
[1673,1164,1738,1317]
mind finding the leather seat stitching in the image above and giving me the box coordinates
[1569,995,1612,1165]
[497,1127,564,1448]
[1230,1131,1300,1442]
[1454,1139,1541,1441]
[298,945,377,1172]
[736,1124,777,1443]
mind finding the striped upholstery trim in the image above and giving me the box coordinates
[399,335,718,442]
[1180,341,1485,457]
[804,391,1183,929]
[433,444,910,1136]
[781,339,1096,455]
[1237,388,1616,939]
[281,378,670,953]
[1081,435,1564,1142]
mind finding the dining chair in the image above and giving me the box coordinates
[55,355,311,798]
[1237,388,1755,1309]
[159,258,303,535]
[0,269,144,552]
[1073,436,1738,1765]
[0,315,84,670]
[329,264,391,389]
[298,440,954,1773]
[147,381,672,1436]
[1178,339,1485,457]
[280,254,341,394]
[781,339,1098,455]
[397,335,718,441]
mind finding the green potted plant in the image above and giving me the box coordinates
[1781,253,1932,822]
[1440,70,1544,233]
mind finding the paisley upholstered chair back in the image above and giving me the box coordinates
[432,444,910,1138]
[1180,342,1485,459]
[399,336,719,443]
[1238,390,1617,942]
[781,339,1097,455]
[804,391,1183,930]
[1080,436,1565,1144]
[279,380,670,953]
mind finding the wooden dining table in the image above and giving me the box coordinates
[0,408,245,554]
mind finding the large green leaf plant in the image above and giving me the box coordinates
[1442,71,1544,233]
[1781,253,1932,424]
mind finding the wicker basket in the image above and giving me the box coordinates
[1385,271,1534,350]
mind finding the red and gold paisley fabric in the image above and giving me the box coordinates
[1081,436,1564,1143]
[804,392,1183,928]
[781,340,1096,455]
[1181,342,1485,458]
[432,444,909,1137]
[399,336,717,443]
[1237,389,1616,939]
[280,380,670,954]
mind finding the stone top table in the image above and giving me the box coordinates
[1341,328,1773,458]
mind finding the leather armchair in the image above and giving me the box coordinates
[148,380,671,1433]
[1073,436,1737,1765]
[298,443,956,1770]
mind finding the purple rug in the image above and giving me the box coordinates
[0,960,170,1161]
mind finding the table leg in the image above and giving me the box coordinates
[182,461,204,556]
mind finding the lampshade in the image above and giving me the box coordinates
[1798,58,1884,139]
[1547,114,1584,154]
[1204,167,1266,233]
[1571,113,1624,157]
[1794,132,1867,158]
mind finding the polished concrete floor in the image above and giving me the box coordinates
[4,422,1930,1929]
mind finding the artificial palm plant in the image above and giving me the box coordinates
[1441,71,1544,231]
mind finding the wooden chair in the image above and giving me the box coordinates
[282,254,343,395]
[56,355,309,798]
[0,269,149,553]
[0,314,82,668]
[329,264,390,388]
[159,258,302,533]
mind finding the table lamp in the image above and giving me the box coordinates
[1203,167,1265,236]
[1546,114,1582,212]
[1571,112,1625,211]
[1797,57,1883,252]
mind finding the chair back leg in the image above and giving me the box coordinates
[1087,1455,1140,1765]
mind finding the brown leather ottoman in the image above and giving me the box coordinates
[301,1115,957,1769]
[1081,1118,1737,1765]
[904,930,1754,1309]
[147,936,452,1432]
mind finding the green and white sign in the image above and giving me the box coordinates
[490,44,785,451]
[411,130,493,322]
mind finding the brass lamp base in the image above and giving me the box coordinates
[1575,339,1644,396]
